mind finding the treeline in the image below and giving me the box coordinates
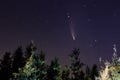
[0,41,99,80]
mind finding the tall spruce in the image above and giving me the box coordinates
[69,48,84,80]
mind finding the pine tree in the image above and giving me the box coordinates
[91,64,99,80]
[79,70,85,80]
[47,57,61,80]
[12,46,25,73]
[0,52,12,80]
[69,48,84,80]
[25,40,37,59]
[12,51,39,80]
[12,41,39,80]
[62,65,70,80]
[36,51,47,80]
[85,66,91,80]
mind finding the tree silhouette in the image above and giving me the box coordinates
[79,70,85,80]
[25,41,37,59]
[69,48,84,80]
[0,52,12,80]
[12,46,25,73]
[85,66,91,80]
[91,64,99,80]
[0,42,100,80]
[47,57,61,80]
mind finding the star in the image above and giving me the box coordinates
[89,40,98,48]
[66,12,71,19]
[67,15,70,18]
[95,40,97,42]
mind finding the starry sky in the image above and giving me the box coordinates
[0,0,120,66]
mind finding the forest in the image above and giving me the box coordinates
[0,41,99,80]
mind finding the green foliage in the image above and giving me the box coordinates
[12,52,39,80]
[11,50,48,80]
[62,65,70,80]
[36,51,47,80]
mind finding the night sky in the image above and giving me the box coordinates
[0,0,120,66]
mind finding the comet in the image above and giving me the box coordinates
[70,26,76,40]
[67,12,76,40]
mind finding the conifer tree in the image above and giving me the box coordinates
[12,51,38,80]
[36,51,47,80]
[79,70,85,80]
[12,42,39,80]
[25,40,37,59]
[85,66,91,80]
[91,64,99,80]
[47,57,61,80]
[69,48,84,80]
[12,46,25,73]
[0,52,12,80]
[62,65,70,80]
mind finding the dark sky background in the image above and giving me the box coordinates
[0,0,120,66]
